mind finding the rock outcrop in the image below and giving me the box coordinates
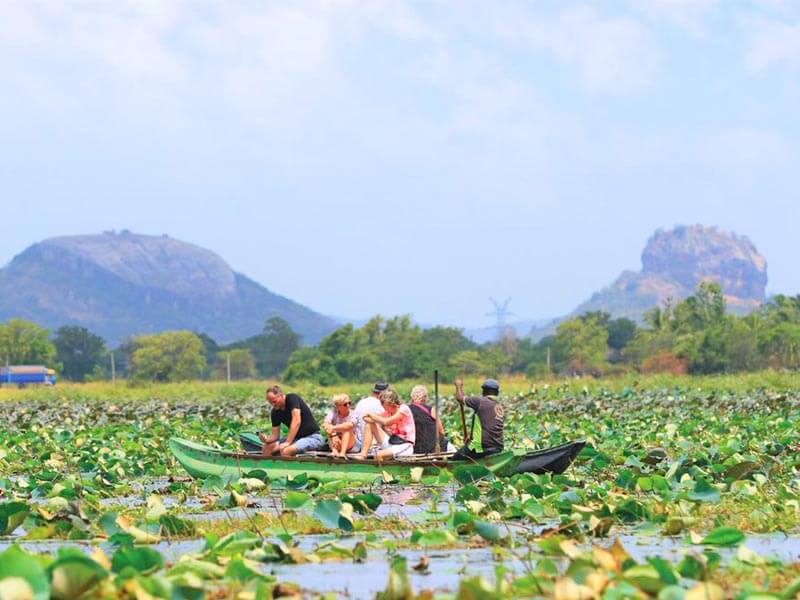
[0,231,338,345]
[573,225,767,320]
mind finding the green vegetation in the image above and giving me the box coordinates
[0,319,57,366]
[54,326,107,382]
[3,282,800,386]
[2,377,800,596]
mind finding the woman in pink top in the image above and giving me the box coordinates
[356,388,416,460]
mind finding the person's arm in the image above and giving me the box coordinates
[455,378,465,405]
[331,420,354,432]
[283,408,302,446]
[259,426,281,443]
[378,409,406,426]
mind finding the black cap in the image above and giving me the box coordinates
[481,378,500,394]
[373,382,389,393]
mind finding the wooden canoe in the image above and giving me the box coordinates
[169,436,584,483]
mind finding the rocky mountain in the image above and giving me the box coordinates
[573,224,768,321]
[0,231,338,346]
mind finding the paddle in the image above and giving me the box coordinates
[454,377,469,445]
[434,369,441,453]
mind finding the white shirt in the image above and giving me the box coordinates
[354,396,382,418]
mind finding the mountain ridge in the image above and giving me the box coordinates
[0,231,338,346]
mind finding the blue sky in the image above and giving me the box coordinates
[0,1,798,327]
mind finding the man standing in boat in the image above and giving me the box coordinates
[452,378,505,460]
[259,385,325,456]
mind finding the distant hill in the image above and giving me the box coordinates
[530,225,768,339]
[0,231,338,346]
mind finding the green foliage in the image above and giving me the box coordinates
[0,319,57,366]
[54,326,106,382]
[129,331,207,382]
[224,317,301,378]
[555,312,609,375]
[285,316,476,384]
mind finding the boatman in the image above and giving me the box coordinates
[452,378,505,461]
[259,385,325,457]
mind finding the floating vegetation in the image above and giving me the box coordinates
[2,379,800,596]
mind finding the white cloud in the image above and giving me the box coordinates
[629,0,720,37]
[741,15,800,72]
[495,5,661,94]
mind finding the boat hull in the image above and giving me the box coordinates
[170,437,584,482]
[169,437,521,483]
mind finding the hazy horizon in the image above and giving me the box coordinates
[2,2,798,328]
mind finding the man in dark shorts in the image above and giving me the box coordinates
[259,385,325,456]
[452,378,505,461]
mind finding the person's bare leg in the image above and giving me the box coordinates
[339,430,352,458]
[262,441,280,456]
[356,422,382,459]
[280,444,298,457]
[331,435,342,457]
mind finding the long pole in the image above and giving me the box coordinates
[226,352,231,383]
[110,352,116,385]
[434,369,440,453]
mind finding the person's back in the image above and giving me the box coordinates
[355,382,389,418]
[409,403,438,454]
[453,378,505,461]
[465,394,504,453]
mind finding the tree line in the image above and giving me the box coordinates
[0,317,300,383]
[2,282,800,383]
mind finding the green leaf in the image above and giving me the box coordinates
[647,558,679,585]
[700,527,745,546]
[111,547,164,575]
[347,493,382,514]
[284,491,311,510]
[455,484,481,503]
[688,479,721,503]
[0,546,50,600]
[725,461,760,481]
[412,529,457,547]
[286,473,309,490]
[313,500,353,531]
[159,515,197,537]
[0,502,29,536]
[47,556,108,600]
[453,464,492,484]
[474,519,505,543]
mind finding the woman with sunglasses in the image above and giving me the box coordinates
[322,394,363,458]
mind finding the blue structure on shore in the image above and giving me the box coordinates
[0,365,57,386]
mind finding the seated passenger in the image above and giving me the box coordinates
[259,385,325,456]
[354,382,389,417]
[356,388,416,460]
[409,384,454,454]
[322,394,363,458]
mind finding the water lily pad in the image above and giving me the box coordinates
[47,555,108,600]
[0,546,50,600]
[0,502,30,535]
[111,547,164,575]
[699,527,745,546]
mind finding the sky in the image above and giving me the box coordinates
[0,0,798,328]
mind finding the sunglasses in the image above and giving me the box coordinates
[337,402,351,407]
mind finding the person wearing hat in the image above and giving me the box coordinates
[354,382,389,419]
[452,377,505,461]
